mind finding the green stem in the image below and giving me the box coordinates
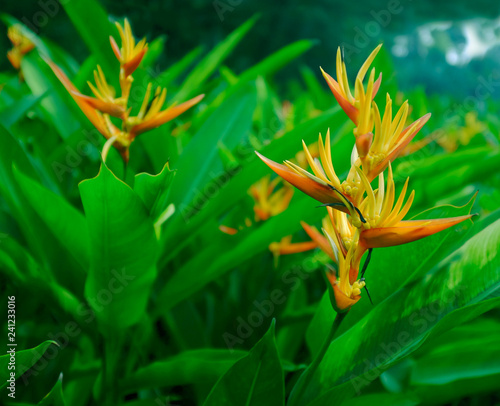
[288,312,347,406]
[103,334,122,406]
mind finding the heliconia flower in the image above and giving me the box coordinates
[125,84,205,137]
[44,57,118,141]
[294,141,319,170]
[320,44,382,126]
[355,163,474,249]
[110,19,148,78]
[7,25,35,71]
[72,65,126,118]
[362,94,431,181]
[249,175,294,221]
[303,208,363,284]
[324,242,366,313]
[255,130,365,227]
[269,235,318,267]
[301,220,336,263]
[219,225,238,235]
[437,111,485,153]
[45,56,204,162]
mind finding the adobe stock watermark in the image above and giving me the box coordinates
[223,256,318,351]
[341,0,408,62]
[21,0,71,34]
[18,268,136,386]
[396,69,500,180]
[213,0,244,22]
[52,128,103,181]
[179,115,283,224]
[348,284,468,394]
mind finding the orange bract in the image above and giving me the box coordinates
[45,19,204,162]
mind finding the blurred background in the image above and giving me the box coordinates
[3,0,500,98]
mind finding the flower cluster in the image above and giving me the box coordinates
[257,45,473,313]
[45,19,204,162]
[7,25,35,73]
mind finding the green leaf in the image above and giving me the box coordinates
[60,0,116,75]
[340,393,419,406]
[140,36,166,69]
[0,341,58,390]
[301,218,500,405]
[175,15,258,101]
[38,373,66,406]
[237,40,315,85]
[22,53,81,138]
[122,349,247,394]
[203,320,284,406]
[167,83,257,224]
[0,124,69,278]
[134,163,175,220]
[79,164,158,332]
[410,318,500,385]
[191,40,314,126]
[0,93,43,129]
[14,167,90,271]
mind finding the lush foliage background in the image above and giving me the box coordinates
[1,0,500,405]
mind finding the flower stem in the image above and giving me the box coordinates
[101,135,117,163]
[288,312,347,406]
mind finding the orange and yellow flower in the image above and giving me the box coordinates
[45,19,204,162]
[256,44,477,312]
[249,175,294,221]
[269,235,317,267]
[355,163,474,250]
[320,45,382,126]
[7,25,35,72]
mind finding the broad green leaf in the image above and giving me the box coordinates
[410,318,500,385]
[79,164,158,332]
[0,124,71,279]
[38,373,66,406]
[122,349,247,394]
[14,167,90,271]
[140,36,166,69]
[301,219,500,405]
[0,236,41,283]
[157,46,203,87]
[175,15,258,101]
[134,163,175,220]
[237,40,315,85]
[194,40,316,124]
[22,53,81,139]
[60,0,116,75]
[414,373,500,406]
[204,321,284,406]
[165,83,257,233]
[395,147,490,180]
[0,341,58,390]
[0,93,43,129]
